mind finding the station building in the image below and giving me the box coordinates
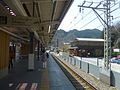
[69,38,104,57]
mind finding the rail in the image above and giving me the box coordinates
[52,54,97,90]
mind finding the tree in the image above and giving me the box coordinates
[110,22,120,48]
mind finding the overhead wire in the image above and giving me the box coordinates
[77,0,120,30]
[111,7,120,14]
[96,25,102,29]
[91,0,120,29]
[66,12,80,28]
[79,14,103,30]
[94,13,120,29]
[93,10,105,27]
[69,10,92,29]
[68,1,104,30]
[114,15,120,19]
[64,0,120,31]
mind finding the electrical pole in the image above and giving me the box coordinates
[78,0,114,70]
[104,0,112,69]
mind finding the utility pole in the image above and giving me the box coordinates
[103,0,112,70]
[78,0,114,70]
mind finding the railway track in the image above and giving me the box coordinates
[52,55,97,90]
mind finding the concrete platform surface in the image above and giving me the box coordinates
[0,58,49,90]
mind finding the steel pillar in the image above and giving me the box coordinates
[37,41,40,60]
[104,0,112,69]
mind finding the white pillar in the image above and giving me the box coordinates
[28,54,34,70]
[28,32,34,70]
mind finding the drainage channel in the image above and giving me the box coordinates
[52,55,97,90]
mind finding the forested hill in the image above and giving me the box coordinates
[52,29,102,43]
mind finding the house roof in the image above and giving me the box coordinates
[64,43,70,45]
[69,46,78,49]
[76,38,105,42]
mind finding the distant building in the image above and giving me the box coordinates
[69,46,78,56]
[59,42,71,52]
[70,38,104,57]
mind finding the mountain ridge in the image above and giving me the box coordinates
[51,29,102,45]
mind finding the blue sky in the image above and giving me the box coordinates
[58,0,120,32]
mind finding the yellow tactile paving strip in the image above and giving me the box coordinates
[39,68,49,90]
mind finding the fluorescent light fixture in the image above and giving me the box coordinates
[48,25,51,33]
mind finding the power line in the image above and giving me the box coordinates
[69,1,120,30]
[77,0,113,69]
[96,25,102,29]
[66,12,80,27]
[114,15,120,19]
[75,0,120,30]
[81,0,120,28]
[65,0,120,31]
[94,10,105,27]
[79,13,104,30]
[69,10,92,29]
[111,7,120,13]
[111,0,120,8]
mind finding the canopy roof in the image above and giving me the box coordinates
[0,0,73,46]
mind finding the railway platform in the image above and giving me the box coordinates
[0,52,118,90]
[0,57,49,90]
[0,53,76,90]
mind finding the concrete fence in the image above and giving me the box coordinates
[59,52,120,90]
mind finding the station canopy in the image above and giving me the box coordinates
[0,0,73,46]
